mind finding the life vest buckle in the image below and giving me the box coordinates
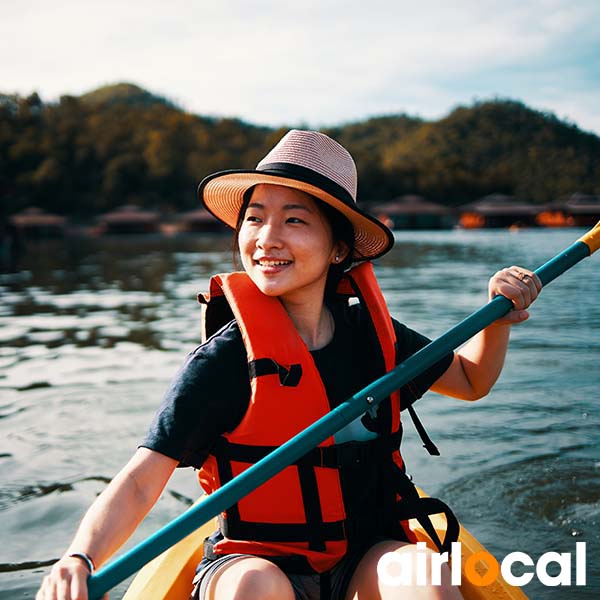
[277,362,302,387]
[248,358,303,387]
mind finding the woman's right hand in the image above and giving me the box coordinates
[35,448,177,600]
[36,555,106,600]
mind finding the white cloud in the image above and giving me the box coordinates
[1,0,598,133]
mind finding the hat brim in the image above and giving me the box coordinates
[198,169,394,261]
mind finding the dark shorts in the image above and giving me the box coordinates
[190,543,377,600]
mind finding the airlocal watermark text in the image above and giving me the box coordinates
[377,542,586,587]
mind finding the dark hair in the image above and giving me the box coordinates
[316,200,355,299]
[232,187,256,271]
[232,187,356,299]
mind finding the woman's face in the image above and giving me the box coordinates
[238,184,343,306]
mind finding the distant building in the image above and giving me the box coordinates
[459,194,540,228]
[98,205,160,234]
[534,193,600,228]
[369,195,456,230]
[177,209,228,233]
[9,207,67,238]
[562,193,600,226]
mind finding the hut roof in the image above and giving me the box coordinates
[564,193,600,213]
[178,208,217,223]
[100,205,160,224]
[370,195,451,215]
[10,207,67,227]
[461,194,540,216]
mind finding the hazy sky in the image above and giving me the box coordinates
[3,0,599,134]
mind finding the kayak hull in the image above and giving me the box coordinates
[122,519,210,600]
[124,491,527,600]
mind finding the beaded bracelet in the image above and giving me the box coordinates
[68,552,96,574]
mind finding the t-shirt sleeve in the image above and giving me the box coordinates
[393,318,454,407]
[140,321,250,469]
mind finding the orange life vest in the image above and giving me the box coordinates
[197,262,455,573]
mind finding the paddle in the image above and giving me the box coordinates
[87,222,600,599]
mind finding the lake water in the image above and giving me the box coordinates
[1,229,598,599]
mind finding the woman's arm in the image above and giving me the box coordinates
[431,266,542,401]
[37,447,178,600]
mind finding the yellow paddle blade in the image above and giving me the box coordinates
[578,220,600,254]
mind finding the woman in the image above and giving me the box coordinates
[37,130,541,600]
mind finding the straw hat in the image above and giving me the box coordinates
[197,129,394,260]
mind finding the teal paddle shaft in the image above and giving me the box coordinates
[88,229,599,599]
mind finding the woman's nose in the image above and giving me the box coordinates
[256,222,283,249]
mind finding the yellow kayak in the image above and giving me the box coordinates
[124,490,527,600]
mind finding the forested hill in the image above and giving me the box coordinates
[1,83,599,217]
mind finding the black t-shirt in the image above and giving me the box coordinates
[142,303,453,469]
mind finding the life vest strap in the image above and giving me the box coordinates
[406,405,440,456]
[394,496,460,555]
[248,358,303,387]
[222,518,347,543]
[214,432,402,469]
[391,467,460,554]
[298,462,326,551]
[300,439,386,469]
[214,435,348,551]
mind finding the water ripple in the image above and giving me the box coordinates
[1,231,598,598]
[0,476,111,511]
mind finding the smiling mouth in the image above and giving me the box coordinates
[255,260,293,267]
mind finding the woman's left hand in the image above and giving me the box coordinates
[488,266,542,325]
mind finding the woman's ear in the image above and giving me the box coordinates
[332,241,350,264]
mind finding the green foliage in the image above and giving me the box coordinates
[379,99,600,204]
[1,86,599,218]
[79,82,178,109]
[324,115,424,201]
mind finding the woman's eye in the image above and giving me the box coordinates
[287,217,306,224]
[245,215,261,222]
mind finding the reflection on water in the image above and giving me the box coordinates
[1,229,599,598]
